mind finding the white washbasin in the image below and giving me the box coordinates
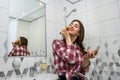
[19,73,58,80]
[32,73,58,80]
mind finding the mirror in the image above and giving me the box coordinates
[8,0,46,57]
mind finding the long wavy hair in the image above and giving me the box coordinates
[19,37,28,47]
[63,19,85,54]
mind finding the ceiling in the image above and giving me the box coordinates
[9,0,45,22]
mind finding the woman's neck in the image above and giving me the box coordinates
[70,35,78,43]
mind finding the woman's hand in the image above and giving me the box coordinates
[82,48,99,69]
[61,27,72,45]
[61,27,70,39]
[83,48,99,60]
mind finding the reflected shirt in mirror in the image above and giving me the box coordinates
[8,45,30,56]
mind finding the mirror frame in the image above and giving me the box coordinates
[7,0,47,57]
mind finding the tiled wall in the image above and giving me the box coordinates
[45,0,120,80]
[0,0,57,80]
[0,0,120,80]
[0,0,9,79]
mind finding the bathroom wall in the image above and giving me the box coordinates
[0,0,57,80]
[0,0,120,80]
[0,0,8,57]
[45,0,120,80]
[0,0,9,79]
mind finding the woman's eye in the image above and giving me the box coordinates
[75,25,79,28]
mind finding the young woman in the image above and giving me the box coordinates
[8,36,30,56]
[52,19,99,80]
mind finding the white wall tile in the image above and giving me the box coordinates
[69,11,88,25]
[46,8,56,22]
[47,38,53,56]
[72,0,86,13]
[0,0,8,8]
[26,57,40,67]
[54,0,65,11]
[97,35,120,55]
[86,0,116,10]
[46,25,65,63]
[56,24,64,39]
[19,58,27,71]
[118,0,120,18]
[5,58,14,68]
[46,21,57,38]
[46,0,56,8]
[0,8,8,31]
[107,36,120,54]
[0,25,8,32]
[0,32,7,57]
[40,0,53,4]
[46,0,56,22]
[65,0,86,13]
[0,58,13,73]
[0,46,6,57]
[87,2,119,24]
[62,0,73,10]
[0,58,5,69]
[87,18,120,38]
[55,8,65,25]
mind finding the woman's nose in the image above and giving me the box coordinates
[70,25,74,28]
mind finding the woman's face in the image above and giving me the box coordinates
[67,21,80,36]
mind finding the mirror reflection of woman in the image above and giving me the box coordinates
[52,19,99,80]
[8,36,30,56]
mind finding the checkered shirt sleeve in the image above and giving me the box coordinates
[8,45,30,56]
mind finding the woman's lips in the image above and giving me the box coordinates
[68,28,74,31]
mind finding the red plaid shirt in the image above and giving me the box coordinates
[8,45,30,56]
[52,39,89,80]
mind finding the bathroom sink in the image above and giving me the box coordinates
[23,73,58,80]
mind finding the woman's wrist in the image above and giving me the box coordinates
[82,59,90,69]
[66,38,72,45]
